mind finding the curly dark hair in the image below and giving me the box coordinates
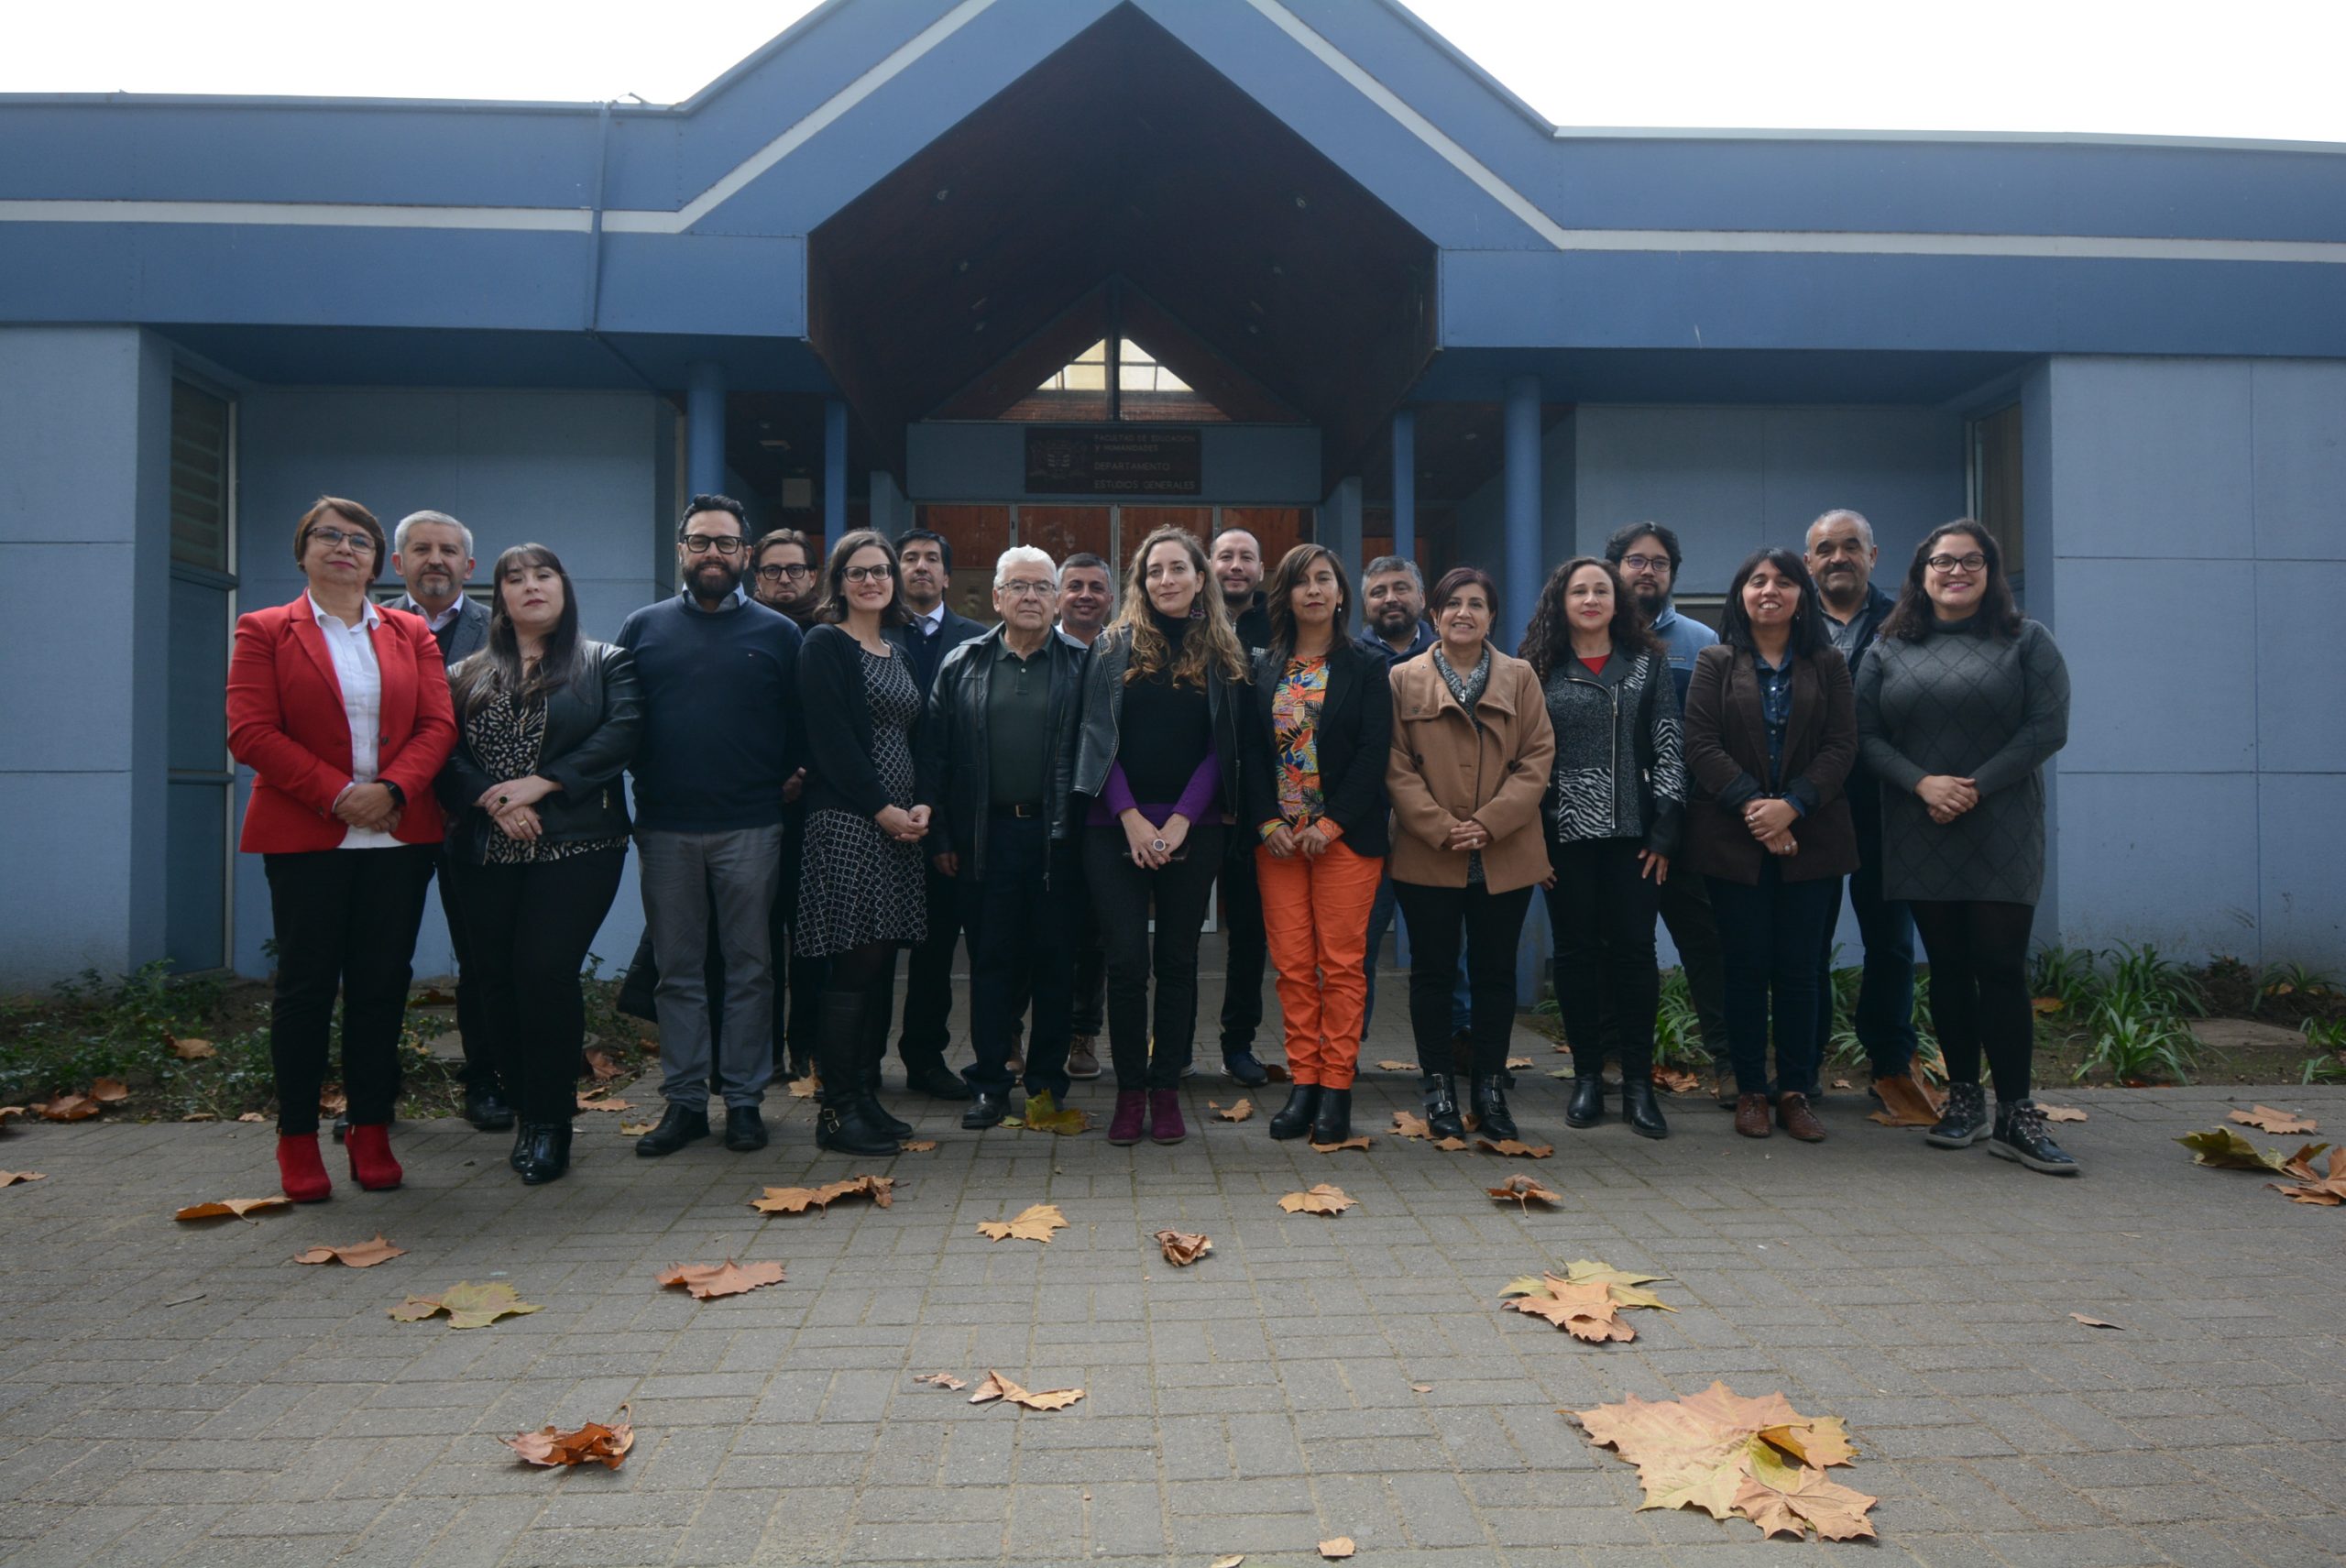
[1718,548,1828,658]
[813,530,913,628]
[1263,543,1353,652]
[1518,557,1662,678]
[1877,520,2023,642]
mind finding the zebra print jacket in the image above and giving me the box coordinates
[1537,647,1685,856]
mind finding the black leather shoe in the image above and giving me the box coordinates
[518,1123,572,1185]
[331,1112,348,1145]
[962,1091,1008,1129]
[634,1102,709,1157]
[1565,1075,1606,1129]
[1422,1073,1464,1141]
[1222,1050,1270,1089]
[508,1122,531,1174]
[466,1085,516,1132]
[724,1105,768,1152]
[905,1061,974,1101]
[1266,1083,1321,1140]
[817,1098,903,1157]
[1621,1078,1669,1140]
[1309,1087,1353,1145]
[1470,1074,1518,1142]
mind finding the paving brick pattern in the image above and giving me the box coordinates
[2,984,2341,1567]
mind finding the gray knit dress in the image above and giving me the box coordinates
[1853,615,2069,905]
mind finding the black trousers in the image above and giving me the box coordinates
[1707,865,1838,1097]
[893,861,966,1069]
[1650,872,1732,1056]
[1390,878,1534,1079]
[959,815,1075,1100]
[262,845,438,1135]
[430,845,493,1088]
[1217,836,1267,1057]
[1911,898,2036,1102]
[453,847,628,1124]
[1083,823,1227,1091]
[1541,838,1662,1078]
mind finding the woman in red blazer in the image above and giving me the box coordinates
[226,497,455,1201]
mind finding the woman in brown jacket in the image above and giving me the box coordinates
[1681,548,1858,1143]
[1387,566,1556,1142]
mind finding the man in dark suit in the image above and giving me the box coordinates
[886,528,989,1099]
[389,509,504,1132]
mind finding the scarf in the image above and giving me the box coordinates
[1430,642,1494,885]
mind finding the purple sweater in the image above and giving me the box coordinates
[1085,749,1222,828]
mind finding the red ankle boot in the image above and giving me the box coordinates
[1147,1089,1186,1145]
[277,1133,332,1202]
[345,1124,403,1191]
[1107,1091,1146,1146]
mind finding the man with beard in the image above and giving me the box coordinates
[886,529,988,1100]
[1803,508,1918,1094]
[750,527,823,630]
[387,510,502,1132]
[1053,552,1112,1081]
[1604,522,1733,1095]
[619,496,803,1157]
[1207,526,1272,1087]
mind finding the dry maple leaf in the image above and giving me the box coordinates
[2068,1312,2123,1329]
[901,1138,938,1152]
[91,1078,129,1103]
[389,1281,543,1329]
[175,1196,291,1222]
[1005,1090,1090,1135]
[168,1036,217,1060]
[236,1111,268,1123]
[2268,1145,2346,1205]
[657,1259,785,1299]
[912,1372,968,1390]
[1310,1135,1372,1153]
[977,1202,1069,1243]
[1487,1175,1562,1210]
[576,1096,633,1113]
[751,1174,896,1214]
[1260,1061,1292,1082]
[1155,1228,1212,1265]
[1732,1442,1879,1541]
[1318,1540,1356,1561]
[582,1049,624,1082]
[618,1120,656,1135]
[787,1073,819,1099]
[1572,1381,1860,1530]
[38,1093,100,1122]
[2230,1104,2319,1135]
[1389,1110,1431,1139]
[1212,1098,1255,1122]
[0,1170,47,1186]
[1211,1556,1245,1568]
[968,1370,1084,1410]
[1505,1056,1533,1069]
[2039,1102,2088,1123]
[2177,1128,2330,1173]
[1555,1259,1675,1311]
[1278,1183,1355,1215]
[1374,1059,1416,1072]
[1431,1135,1471,1151]
[1476,1137,1554,1158]
[0,1105,25,1128]
[503,1405,633,1469]
[1652,1067,1703,1094]
[1867,1074,1946,1127]
[1504,1277,1634,1341]
[291,1234,406,1268]
[317,1087,348,1116]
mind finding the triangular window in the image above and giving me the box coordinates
[1004,336,1228,423]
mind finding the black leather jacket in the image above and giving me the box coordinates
[915,625,1086,883]
[438,641,641,864]
[1071,623,1245,824]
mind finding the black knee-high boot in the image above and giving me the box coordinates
[857,978,915,1139]
[815,992,901,1156]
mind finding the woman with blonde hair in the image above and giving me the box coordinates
[1070,526,1252,1146]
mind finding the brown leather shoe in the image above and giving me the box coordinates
[1776,1091,1826,1142]
[1734,1093,1772,1138]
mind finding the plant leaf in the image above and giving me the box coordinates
[0,1169,47,1186]
[576,1095,633,1113]
[1310,1135,1372,1152]
[503,1405,633,1468]
[175,1196,291,1222]
[913,1372,967,1389]
[1277,1183,1354,1215]
[1211,1098,1255,1122]
[38,1093,100,1122]
[2068,1312,2123,1329]
[1388,1110,1432,1139]
[1374,1059,1416,1072]
[751,1174,896,1214]
[656,1259,785,1299]
[1475,1137,1554,1158]
[91,1078,130,1103]
[168,1036,217,1060]
[1014,1090,1091,1135]
[1487,1175,1562,1210]
[901,1138,938,1152]
[2038,1102,2088,1123]
[1731,1444,1879,1541]
[1867,1074,1946,1127]
[1571,1381,1865,1531]
[292,1234,405,1268]
[2267,1145,2346,1204]
[1318,1539,1356,1560]
[968,1370,1083,1410]
[2176,1127,2330,1173]
[1211,1555,1245,1568]
[1431,1136,1471,1151]
[977,1203,1068,1243]
[2229,1103,2319,1135]
[1155,1229,1212,1266]
[1506,1277,1632,1341]
[1652,1067,1704,1093]
[389,1281,542,1329]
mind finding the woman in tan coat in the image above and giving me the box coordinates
[1387,566,1555,1142]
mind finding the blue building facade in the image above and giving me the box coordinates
[2,0,2341,988]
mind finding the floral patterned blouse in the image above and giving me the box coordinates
[1266,653,1331,831]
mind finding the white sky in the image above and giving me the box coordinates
[4,0,2341,145]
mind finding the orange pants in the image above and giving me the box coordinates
[1255,839,1385,1089]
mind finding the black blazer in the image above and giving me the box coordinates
[1239,637,1393,858]
[439,641,641,862]
[799,623,919,820]
[1679,642,1858,886]
[890,606,990,697]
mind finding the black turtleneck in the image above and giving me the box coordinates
[1118,609,1214,804]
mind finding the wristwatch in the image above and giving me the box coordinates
[381,782,407,810]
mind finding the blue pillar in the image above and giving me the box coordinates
[685,361,726,499]
[1503,374,1543,646]
[824,400,850,540]
[1389,408,1416,565]
[1322,475,1364,574]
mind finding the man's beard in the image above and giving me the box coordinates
[1817,566,1863,605]
[1628,582,1665,616]
[1223,584,1255,608]
[692,561,740,600]
[1372,604,1416,635]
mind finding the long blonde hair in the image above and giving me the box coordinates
[1112,525,1249,689]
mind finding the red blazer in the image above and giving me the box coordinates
[227,591,457,853]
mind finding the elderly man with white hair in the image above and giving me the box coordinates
[914,545,1091,1129]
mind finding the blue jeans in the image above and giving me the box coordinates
[1707,863,1837,1099]
[1364,873,1471,1035]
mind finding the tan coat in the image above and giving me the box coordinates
[1385,648,1556,894]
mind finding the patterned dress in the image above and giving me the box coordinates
[464,692,627,865]
[795,645,927,956]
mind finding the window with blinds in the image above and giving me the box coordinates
[170,380,233,574]
[1967,401,2023,590]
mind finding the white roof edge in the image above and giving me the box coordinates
[1544,125,2346,156]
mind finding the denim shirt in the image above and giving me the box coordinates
[1753,650,1803,813]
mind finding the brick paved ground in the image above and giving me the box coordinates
[3,968,2342,1568]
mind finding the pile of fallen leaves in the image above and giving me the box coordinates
[2176,1127,2341,1204]
[1500,1260,1672,1343]
[27,1079,131,1123]
[1572,1381,1877,1541]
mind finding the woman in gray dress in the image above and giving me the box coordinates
[1856,521,2074,1174]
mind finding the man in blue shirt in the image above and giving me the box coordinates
[1605,523,1732,1092]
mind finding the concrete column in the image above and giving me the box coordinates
[867,467,906,540]
[824,400,850,538]
[1321,475,1364,577]
[685,361,726,498]
[1389,408,1416,565]
[1503,374,1543,645]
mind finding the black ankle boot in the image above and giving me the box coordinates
[1422,1073,1464,1140]
[850,988,915,1137]
[1309,1087,1353,1145]
[1620,1077,1669,1140]
[518,1122,572,1185]
[1470,1074,1518,1141]
[509,1121,532,1173]
[816,992,902,1155]
[1565,1074,1606,1129]
[1267,1083,1321,1140]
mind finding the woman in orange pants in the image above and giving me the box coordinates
[1241,544,1394,1143]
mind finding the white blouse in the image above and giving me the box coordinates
[309,594,399,850]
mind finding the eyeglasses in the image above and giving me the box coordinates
[998,580,1058,599]
[1617,554,1670,574]
[843,564,894,584]
[682,535,746,555]
[755,564,812,583]
[1926,554,1989,573]
[307,525,376,555]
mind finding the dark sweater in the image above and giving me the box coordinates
[1119,615,1214,805]
[615,591,802,831]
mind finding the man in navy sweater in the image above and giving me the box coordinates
[619,495,804,1157]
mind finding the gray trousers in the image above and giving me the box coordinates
[638,825,783,1112]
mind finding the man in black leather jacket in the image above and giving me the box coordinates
[915,546,1086,1128]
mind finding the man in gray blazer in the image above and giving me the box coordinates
[389,510,503,1131]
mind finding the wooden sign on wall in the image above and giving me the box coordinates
[1025,428,1202,496]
